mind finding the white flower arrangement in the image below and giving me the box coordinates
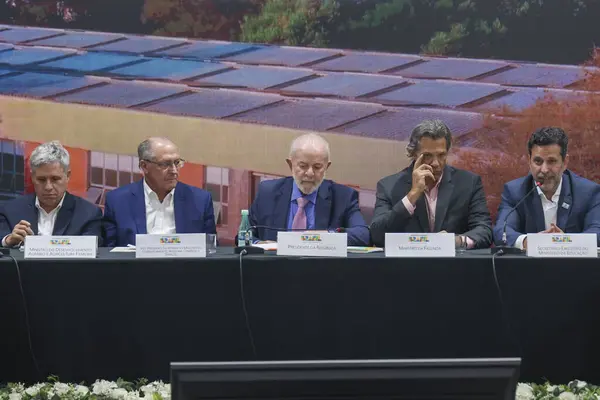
[0,378,170,400]
[2,377,600,399]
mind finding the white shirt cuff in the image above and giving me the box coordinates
[515,234,527,250]
[402,195,416,215]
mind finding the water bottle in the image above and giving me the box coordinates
[238,209,252,247]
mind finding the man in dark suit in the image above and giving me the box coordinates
[494,127,600,248]
[249,133,370,246]
[103,137,216,247]
[0,141,102,247]
[370,120,493,248]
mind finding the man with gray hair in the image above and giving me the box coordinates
[103,137,216,247]
[370,120,492,248]
[0,141,102,247]
[248,133,370,246]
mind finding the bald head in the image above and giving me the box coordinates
[286,133,332,195]
[138,137,178,161]
[289,133,331,161]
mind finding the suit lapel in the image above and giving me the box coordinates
[529,183,546,232]
[556,172,572,231]
[314,180,332,230]
[273,178,293,230]
[26,195,39,235]
[434,169,454,232]
[174,183,185,233]
[131,180,147,234]
[52,193,75,235]
[395,171,429,232]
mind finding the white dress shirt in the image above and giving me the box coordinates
[1,194,65,247]
[515,178,562,249]
[143,179,176,235]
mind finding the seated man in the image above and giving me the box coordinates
[103,137,216,247]
[370,120,493,248]
[249,133,370,246]
[0,141,102,247]
[494,127,600,248]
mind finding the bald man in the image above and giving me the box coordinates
[102,137,216,247]
[249,133,370,246]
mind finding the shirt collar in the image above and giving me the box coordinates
[143,179,175,202]
[291,180,318,204]
[426,171,444,193]
[35,192,66,214]
[536,176,562,203]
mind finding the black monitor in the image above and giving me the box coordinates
[170,358,521,400]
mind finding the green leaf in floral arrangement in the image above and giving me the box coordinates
[47,376,59,383]
[135,378,149,389]
[116,378,135,391]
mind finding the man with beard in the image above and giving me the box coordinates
[370,119,493,248]
[102,137,216,247]
[0,141,102,247]
[494,127,600,248]
[248,133,370,246]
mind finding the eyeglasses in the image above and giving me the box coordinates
[144,159,185,169]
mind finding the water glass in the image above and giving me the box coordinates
[206,234,217,254]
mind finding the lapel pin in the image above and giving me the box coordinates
[561,202,570,210]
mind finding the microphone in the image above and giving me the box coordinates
[492,180,542,255]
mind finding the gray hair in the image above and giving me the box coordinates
[137,137,175,161]
[289,133,331,161]
[29,141,70,173]
[406,120,453,158]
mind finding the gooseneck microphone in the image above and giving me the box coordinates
[492,181,542,255]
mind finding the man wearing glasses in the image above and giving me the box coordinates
[102,137,216,247]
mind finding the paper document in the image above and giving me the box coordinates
[252,242,278,251]
[348,246,384,253]
[110,245,136,252]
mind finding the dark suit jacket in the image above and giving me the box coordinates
[249,177,370,246]
[0,192,102,244]
[370,164,493,248]
[102,180,216,247]
[493,170,600,246]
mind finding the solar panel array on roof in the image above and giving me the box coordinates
[0,47,75,66]
[28,32,124,49]
[228,99,383,131]
[142,89,282,118]
[477,64,586,88]
[191,65,315,90]
[279,72,406,98]
[311,53,421,73]
[108,58,230,81]
[394,58,508,80]
[370,80,505,107]
[39,52,145,72]
[154,41,261,60]
[0,72,100,98]
[334,108,483,140]
[88,36,189,54]
[0,27,63,43]
[53,81,187,107]
[472,88,584,112]
[222,46,342,67]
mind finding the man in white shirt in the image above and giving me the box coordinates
[0,141,102,247]
[494,127,600,248]
[102,137,216,247]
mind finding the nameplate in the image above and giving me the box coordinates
[526,233,597,258]
[135,234,206,258]
[385,233,455,257]
[277,232,347,257]
[25,236,97,259]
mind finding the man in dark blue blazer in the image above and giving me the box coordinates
[494,127,600,248]
[0,141,102,247]
[249,133,370,246]
[103,137,216,247]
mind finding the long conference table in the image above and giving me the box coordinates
[1,248,600,385]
